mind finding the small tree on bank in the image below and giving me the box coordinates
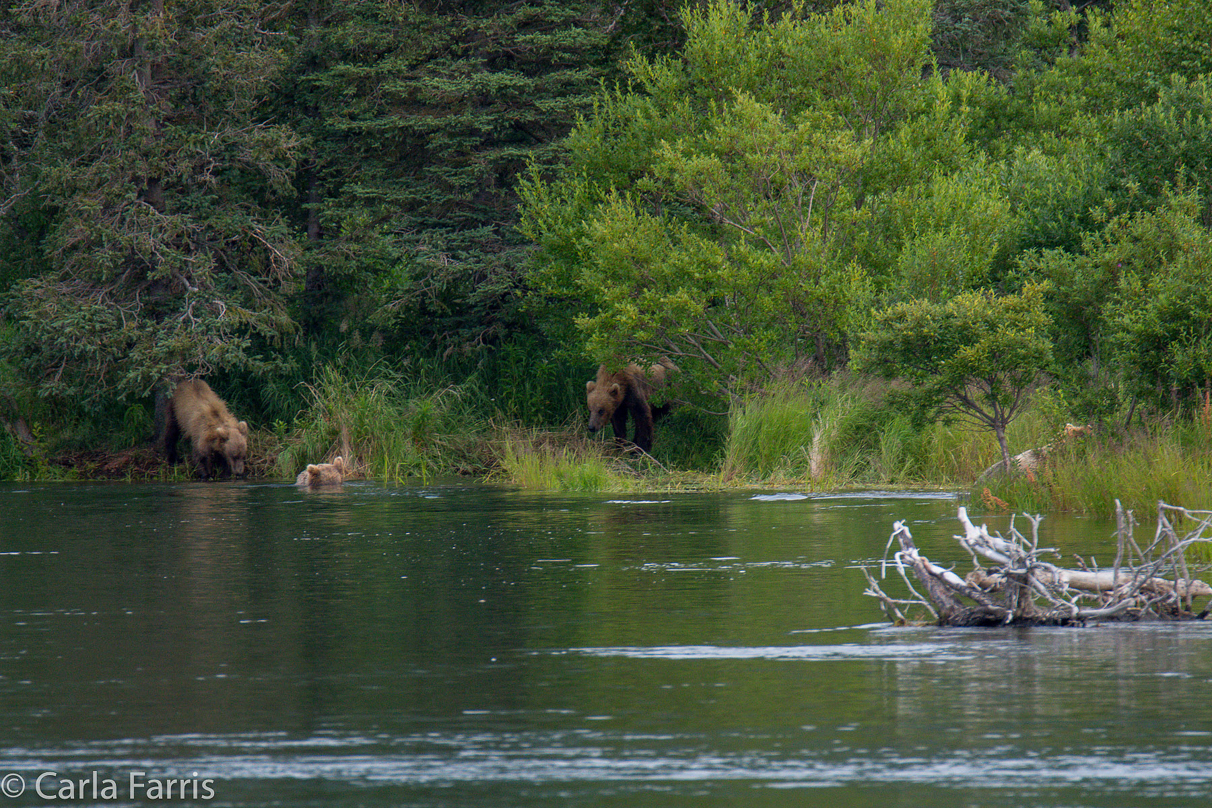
[854,283,1054,472]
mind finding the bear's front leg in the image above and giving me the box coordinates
[193,450,213,480]
[611,407,630,448]
[625,396,654,454]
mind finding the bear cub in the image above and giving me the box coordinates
[295,456,349,488]
[585,359,676,454]
[163,379,250,479]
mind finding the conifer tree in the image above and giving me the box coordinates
[278,1,620,353]
[0,0,302,405]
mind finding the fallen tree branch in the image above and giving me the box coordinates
[865,501,1212,627]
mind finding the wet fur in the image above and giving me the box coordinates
[295,456,348,488]
[585,359,676,453]
[163,379,249,480]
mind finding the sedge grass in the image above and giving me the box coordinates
[982,424,1212,515]
[275,362,489,483]
[488,425,659,492]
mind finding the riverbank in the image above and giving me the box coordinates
[6,370,1212,518]
[15,415,1212,521]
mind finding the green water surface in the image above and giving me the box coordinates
[2,482,1210,807]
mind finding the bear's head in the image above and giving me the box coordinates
[299,456,346,487]
[586,379,624,433]
[212,421,250,477]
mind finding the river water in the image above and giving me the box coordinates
[2,482,1211,807]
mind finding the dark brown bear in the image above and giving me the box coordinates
[163,379,250,479]
[585,359,676,454]
[295,456,349,488]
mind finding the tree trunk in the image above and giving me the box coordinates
[994,423,1012,471]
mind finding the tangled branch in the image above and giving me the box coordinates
[864,502,1212,627]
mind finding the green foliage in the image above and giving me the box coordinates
[1003,140,1108,256]
[275,362,487,483]
[650,406,730,470]
[1079,0,1212,109]
[492,430,626,492]
[981,422,1212,514]
[878,159,1015,299]
[1019,0,1212,133]
[448,339,596,427]
[931,0,1032,80]
[721,377,898,485]
[280,0,620,353]
[855,283,1054,466]
[0,0,302,406]
[1101,76,1212,216]
[522,0,932,396]
[719,375,1022,486]
[0,429,30,480]
[1104,195,1212,410]
[723,381,824,480]
[1024,192,1212,415]
[3,0,1212,498]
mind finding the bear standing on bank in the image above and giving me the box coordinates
[163,379,250,479]
[585,359,677,454]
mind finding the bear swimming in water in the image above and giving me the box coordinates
[295,456,349,488]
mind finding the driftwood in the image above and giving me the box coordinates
[977,423,1091,482]
[863,501,1212,627]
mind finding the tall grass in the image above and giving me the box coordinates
[982,423,1212,515]
[713,378,1212,510]
[489,426,637,491]
[721,377,1004,488]
[274,362,489,482]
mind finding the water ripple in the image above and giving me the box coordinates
[565,643,967,661]
[4,736,1211,794]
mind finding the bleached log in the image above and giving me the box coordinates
[866,502,1212,627]
[1057,569,1212,599]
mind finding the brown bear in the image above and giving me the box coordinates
[163,379,250,479]
[295,456,349,488]
[585,359,677,454]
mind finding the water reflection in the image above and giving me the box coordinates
[2,483,1211,807]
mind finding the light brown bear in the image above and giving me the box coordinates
[585,359,677,454]
[163,379,249,480]
[295,456,349,488]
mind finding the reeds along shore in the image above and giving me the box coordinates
[6,365,1212,517]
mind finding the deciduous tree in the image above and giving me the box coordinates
[854,283,1054,470]
[521,0,934,398]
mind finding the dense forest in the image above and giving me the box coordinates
[1,0,1211,507]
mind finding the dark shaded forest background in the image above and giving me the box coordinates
[1,0,1211,494]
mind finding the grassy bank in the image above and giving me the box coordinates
[5,363,1212,517]
[268,361,725,492]
[979,423,1212,515]
[269,367,1212,514]
[717,376,1212,515]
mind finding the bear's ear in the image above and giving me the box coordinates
[333,457,346,472]
[213,425,230,442]
[236,420,249,436]
[586,380,596,393]
[608,382,623,400]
